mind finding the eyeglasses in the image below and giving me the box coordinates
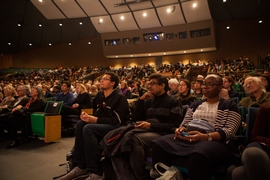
[148,81,159,86]
[100,77,111,81]
[201,82,221,87]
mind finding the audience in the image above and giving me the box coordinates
[109,74,183,180]
[120,81,131,99]
[0,85,16,108]
[192,79,203,99]
[60,72,130,180]
[3,86,46,148]
[168,78,179,98]
[223,76,242,99]
[150,74,241,180]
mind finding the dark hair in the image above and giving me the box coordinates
[149,73,169,92]
[104,72,120,89]
[180,79,191,96]
[260,74,270,91]
[62,81,71,88]
[223,76,234,89]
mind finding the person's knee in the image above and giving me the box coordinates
[242,147,268,164]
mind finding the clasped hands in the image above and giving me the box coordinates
[174,127,205,142]
[80,111,97,123]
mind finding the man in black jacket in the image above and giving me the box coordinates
[60,72,130,180]
[110,74,183,180]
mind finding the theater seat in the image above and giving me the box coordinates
[31,101,63,143]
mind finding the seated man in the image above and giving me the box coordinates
[109,74,183,180]
[60,72,130,180]
[55,81,74,106]
[151,74,241,180]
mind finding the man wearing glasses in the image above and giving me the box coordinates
[110,73,183,180]
[61,72,130,180]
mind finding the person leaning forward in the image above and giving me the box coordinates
[106,73,183,180]
[60,72,130,180]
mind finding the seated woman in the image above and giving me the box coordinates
[4,86,46,148]
[120,81,131,99]
[260,74,270,92]
[130,82,146,98]
[176,79,196,106]
[151,74,241,180]
[232,102,270,180]
[238,76,270,113]
[223,76,242,99]
[0,84,16,109]
[61,83,92,120]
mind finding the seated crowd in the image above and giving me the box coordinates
[0,56,270,180]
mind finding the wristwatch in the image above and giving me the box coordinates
[207,133,212,141]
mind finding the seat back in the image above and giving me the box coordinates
[44,101,63,114]
[245,107,259,142]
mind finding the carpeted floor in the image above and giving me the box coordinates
[0,135,117,180]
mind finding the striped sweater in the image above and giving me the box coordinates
[181,98,241,141]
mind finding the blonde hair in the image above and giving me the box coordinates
[76,83,87,93]
[3,85,16,97]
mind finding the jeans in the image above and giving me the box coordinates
[73,120,117,174]
[111,132,161,180]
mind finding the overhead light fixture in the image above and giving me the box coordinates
[259,20,262,24]
[226,25,230,30]
[167,5,176,13]
[29,43,32,46]
[223,0,226,2]
[18,22,21,27]
[79,22,83,25]
[8,42,12,46]
[39,23,42,27]
[143,13,147,17]
[120,16,124,20]
[49,43,52,46]
[116,56,118,58]
[192,3,197,8]
[164,53,166,55]
[201,49,203,52]
[69,42,72,46]
[59,23,63,27]
[88,41,91,45]
[98,18,103,25]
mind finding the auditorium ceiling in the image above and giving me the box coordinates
[0,0,269,55]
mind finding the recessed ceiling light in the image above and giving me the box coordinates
[184,51,186,53]
[149,54,151,56]
[223,0,226,2]
[226,26,230,29]
[39,0,42,2]
[98,18,103,24]
[131,55,133,57]
[201,49,203,51]
[39,23,42,27]
[8,42,11,46]
[164,53,166,55]
[49,43,52,46]
[79,22,83,25]
[259,20,262,24]
[116,56,118,58]
[192,3,197,8]
[29,43,32,46]
[59,23,63,27]
[120,16,124,20]
[69,42,71,46]
[143,13,147,17]
[88,41,91,45]
[18,23,21,27]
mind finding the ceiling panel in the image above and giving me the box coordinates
[53,0,86,18]
[182,0,211,23]
[30,0,66,19]
[112,13,139,31]
[77,0,108,17]
[90,16,118,33]
[152,0,179,7]
[101,0,130,14]
[128,1,154,11]
[134,9,161,29]
[157,5,186,26]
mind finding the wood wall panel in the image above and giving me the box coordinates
[8,18,270,69]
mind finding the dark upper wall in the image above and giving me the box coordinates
[1,18,269,69]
